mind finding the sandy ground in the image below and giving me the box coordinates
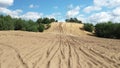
[0,22,120,68]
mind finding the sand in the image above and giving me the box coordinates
[0,22,120,68]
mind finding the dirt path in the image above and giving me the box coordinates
[0,23,120,68]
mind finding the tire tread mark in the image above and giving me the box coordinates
[0,43,28,68]
[79,47,108,68]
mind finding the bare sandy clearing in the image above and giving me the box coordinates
[0,23,120,68]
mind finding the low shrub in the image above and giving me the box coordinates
[65,18,82,23]
[84,23,94,32]
[95,22,120,39]
[25,20,38,32]
[38,24,45,32]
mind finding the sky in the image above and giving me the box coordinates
[0,0,120,24]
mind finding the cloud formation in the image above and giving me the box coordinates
[84,0,120,13]
[66,6,80,18]
[84,6,101,13]
[46,12,61,19]
[0,7,22,18]
[112,7,120,16]
[94,0,120,7]
[0,0,14,7]
[0,7,43,20]
[88,12,112,23]
[88,7,120,23]
[21,12,43,20]
[82,0,120,23]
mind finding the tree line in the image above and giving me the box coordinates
[65,18,82,23]
[83,22,120,39]
[0,15,57,32]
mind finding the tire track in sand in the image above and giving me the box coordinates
[0,43,28,68]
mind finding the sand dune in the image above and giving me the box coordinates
[0,22,120,68]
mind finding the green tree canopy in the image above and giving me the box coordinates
[65,18,82,23]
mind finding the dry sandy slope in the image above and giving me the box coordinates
[0,22,120,68]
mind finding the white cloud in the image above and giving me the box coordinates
[84,6,101,13]
[87,6,120,23]
[45,12,62,21]
[111,0,120,7]
[21,12,43,20]
[29,4,39,8]
[0,0,14,7]
[94,0,108,7]
[77,15,86,23]
[82,0,120,23]
[112,16,120,22]
[94,0,120,7]
[112,7,120,16]
[88,12,113,23]
[84,0,120,13]
[0,7,43,20]
[0,7,22,18]
[66,6,80,18]
[111,7,120,22]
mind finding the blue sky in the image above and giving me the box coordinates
[0,0,120,23]
[9,0,91,12]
